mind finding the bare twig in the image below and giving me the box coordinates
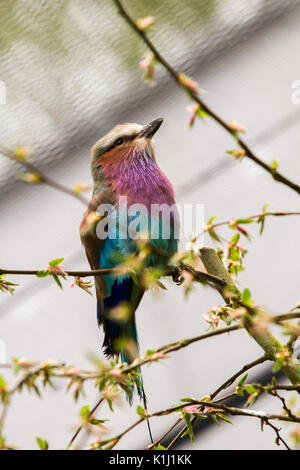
[0,146,89,206]
[263,420,291,450]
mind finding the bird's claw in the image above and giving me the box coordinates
[171,267,183,286]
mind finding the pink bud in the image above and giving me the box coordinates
[47,265,67,276]
[186,104,200,127]
[229,121,246,133]
[109,368,122,377]
[183,405,200,414]
[136,16,155,31]
[179,74,200,94]
[148,352,164,361]
[18,357,32,367]
[64,367,79,376]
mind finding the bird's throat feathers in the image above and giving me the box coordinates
[93,145,175,207]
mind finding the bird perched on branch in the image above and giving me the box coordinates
[80,118,179,421]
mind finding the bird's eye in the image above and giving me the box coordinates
[114,137,125,147]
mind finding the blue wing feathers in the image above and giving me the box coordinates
[97,210,178,363]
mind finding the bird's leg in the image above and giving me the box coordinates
[170,266,183,286]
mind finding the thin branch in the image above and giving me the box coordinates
[0,326,240,385]
[166,416,196,450]
[198,211,300,239]
[164,354,270,449]
[264,420,291,450]
[0,315,297,377]
[210,354,270,400]
[248,383,299,419]
[271,390,296,420]
[97,398,300,449]
[0,264,226,289]
[146,417,182,450]
[270,384,300,392]
[66,395,105,450]
[1,351,298,449]
[0,146,89,206]
[0,267,117,277]
[199,246,300,386]
[113,0,300,196]
[272,312,300,323]
[156,324,240,355]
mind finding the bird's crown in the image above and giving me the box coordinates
[92,122,143,159]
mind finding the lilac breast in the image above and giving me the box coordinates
[102,153,176,210]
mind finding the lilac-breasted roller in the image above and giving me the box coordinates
[80,118,179,405]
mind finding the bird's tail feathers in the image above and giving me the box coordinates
[100,304,153,444]
[138,372,154,444]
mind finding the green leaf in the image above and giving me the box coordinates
[217,413,232,425]
[208,228,222,243]
[146,349,156,356]
[107,398,114,412]
[229,246,240,261]
[80,405,90,418]
[156,280,167,290]
[207,216,216,225]
[245,385,257,394]
[36,270,48,278]
[98,377,107,392]
[36,437,48,450]
[52,274,62,289]
[273,358,283,372]
[48,258,64,267]
[12,359,21,374]
[242,288,252,305]
[152,444,167,450]
[89,418,109,425]
[230,233,240,245]
[245,390,260,407]
[136,405,146,419]
[183,412,194,442]
[270,160,278,171]
[0,375,6,389]
[237,374,248,387]
[235,219,254,224]
[210,413,221,426]
[258,216,266,235]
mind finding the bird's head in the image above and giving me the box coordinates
[91,118,163,181]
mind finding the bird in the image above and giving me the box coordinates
[80,118,179,430]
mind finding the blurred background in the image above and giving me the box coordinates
[0,0,300,450]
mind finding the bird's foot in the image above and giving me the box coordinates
[171,267,184,286]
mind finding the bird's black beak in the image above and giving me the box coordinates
[139,118,163,138]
